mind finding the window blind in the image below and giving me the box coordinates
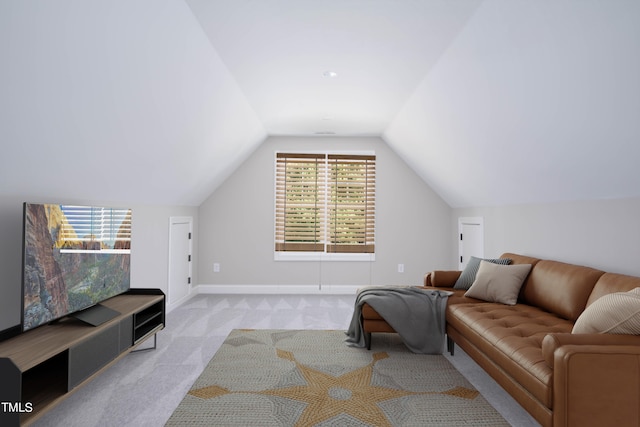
[59,206,132,251]
[327,154,375,253]
[275,153,326,252]
[275,152,375,254]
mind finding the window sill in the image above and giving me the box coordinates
[274,252,375,262]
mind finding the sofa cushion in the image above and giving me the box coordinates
[430,270,462,288]
[464,261,532,305]
[447,303,573,408]
[572,288,640,334]
[453,256,512,290]
[586,272,640,307]
[500,253,541,268]
[423,286,486,305]
[520,260,604,321]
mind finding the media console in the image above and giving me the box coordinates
[0,289,165,426]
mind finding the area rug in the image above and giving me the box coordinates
[166,329,509,426]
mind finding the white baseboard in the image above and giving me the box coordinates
[167,284,363,311]
[194,284,361,295]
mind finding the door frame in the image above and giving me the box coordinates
[458,217,484,270]
[168,216,193,308]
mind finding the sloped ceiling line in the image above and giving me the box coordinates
[1,1,638,208]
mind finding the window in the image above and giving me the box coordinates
[275,152,375,258]
[58,205,132,253]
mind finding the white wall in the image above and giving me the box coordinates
[0,0,266,207]
[0,0,212,332]
[385,0,640,208]
[197,136,453,291]
[128,205,198,297]
[0,196,197,333]
[453,197,640,276]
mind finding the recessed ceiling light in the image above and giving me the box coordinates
[323,71,338,78]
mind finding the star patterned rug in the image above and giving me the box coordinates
[166,329,509,426]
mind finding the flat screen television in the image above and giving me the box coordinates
[21,203,132,331]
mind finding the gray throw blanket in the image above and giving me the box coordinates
[345,287,452,354]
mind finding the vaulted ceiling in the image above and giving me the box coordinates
[186,0,483,136]
[1,1,638,207]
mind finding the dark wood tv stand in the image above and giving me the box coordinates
[0,289,165,426]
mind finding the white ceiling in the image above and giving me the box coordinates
[185,0,483,136]
[0,0,266,206]
[1,0,639,207]
[384,0,640,207]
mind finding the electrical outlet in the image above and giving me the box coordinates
[213,263,220,273]
[398,263,404,273]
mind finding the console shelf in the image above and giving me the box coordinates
[0,289,165,426]
[133,300,164,344]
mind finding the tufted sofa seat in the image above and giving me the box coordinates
[361,253,640,427]
[447,303,571,410]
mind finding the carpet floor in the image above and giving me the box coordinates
[167,329,510,426]
[32,294,539,426]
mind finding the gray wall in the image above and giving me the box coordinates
[198,136,454,289]
[453,197,640,276]
[0,195,197,332]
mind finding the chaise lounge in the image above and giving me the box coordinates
[361,253,640,427]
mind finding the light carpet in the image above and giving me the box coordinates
[166,329,509,426]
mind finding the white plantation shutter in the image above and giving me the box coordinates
[327,155,375,253]
[275,152,375,254]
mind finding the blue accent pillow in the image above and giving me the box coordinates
[453,256,512,290]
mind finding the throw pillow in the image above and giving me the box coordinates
[572,288,640,334]
[464,261,532,305]
[453,256,512,290]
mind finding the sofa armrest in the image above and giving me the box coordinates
[542,333,640,367]
[424,270,461,288]
[552,343,640,427]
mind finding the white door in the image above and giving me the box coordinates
[168,217,192,305]
[458,217,484,270]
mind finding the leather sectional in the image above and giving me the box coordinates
[361,253,640,426]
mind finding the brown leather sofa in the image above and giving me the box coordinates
[361,253,640,427]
